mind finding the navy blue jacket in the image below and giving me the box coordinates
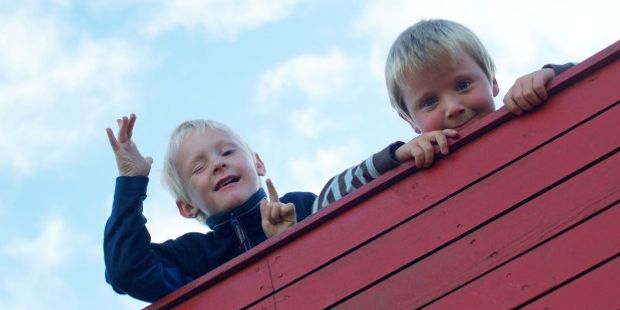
[104,176,316,302]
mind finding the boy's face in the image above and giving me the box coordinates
[175,128,265,215]
[401,53,499,133]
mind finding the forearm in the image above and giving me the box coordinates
[312,141,404,212]
[104,176,191,302]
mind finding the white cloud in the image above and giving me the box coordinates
[0,4,148,176]
[289,106,331,138]
[255,49,353,111]
[288,138,365,193]
[2,215,93,271]
[0,271,80,310]
[145,0,309,39]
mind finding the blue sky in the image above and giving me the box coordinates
[1,0,618,308]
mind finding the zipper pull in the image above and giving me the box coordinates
[230,213,252,252]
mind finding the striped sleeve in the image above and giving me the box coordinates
[312,141,404,213]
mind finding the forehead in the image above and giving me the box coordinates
[176,128,239,161]
[404,53,482,92]
[182,127,240,149]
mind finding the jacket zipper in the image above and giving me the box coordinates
[230,212,252,252]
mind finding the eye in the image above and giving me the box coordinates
[456,79,472,92]
[192,163,205,174]
[222,148,235,156]
[420,96,438,108]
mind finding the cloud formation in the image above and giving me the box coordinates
[0,4,148,176]
[254,48,353,111]
[145,0,309,39]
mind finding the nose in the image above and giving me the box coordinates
[212,159,227,175]
[445,95,466,119]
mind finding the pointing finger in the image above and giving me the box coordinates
[265,178,280,203]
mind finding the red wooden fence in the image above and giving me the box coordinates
[147,39,620,309]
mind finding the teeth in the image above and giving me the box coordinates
[216,176,239,191]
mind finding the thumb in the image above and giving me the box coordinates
[145,156,154,165]
[281,203,296,221]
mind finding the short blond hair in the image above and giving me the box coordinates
[162,119,253,223]
[385,19,496,120]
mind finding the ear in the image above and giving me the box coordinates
[492,78,500,97]
[399,111,421,134]
[254,153,266,176]
[176,199,198,219]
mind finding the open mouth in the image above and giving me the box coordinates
[214,176,241,191]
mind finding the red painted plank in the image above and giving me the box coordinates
[522,256,620,310]
[266,58,620,294]
[546,39,620,96]
[272,101,620,308]
[336,151,620,309]
[147,42,620,309]
[246,296,277,310]
[427,204,620,309]
[150,259,273,310]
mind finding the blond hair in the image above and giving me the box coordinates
[385,19,496,120]
[162,119,253,223]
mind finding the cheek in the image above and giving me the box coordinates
[413,112,444,132]
[471,89,496,112]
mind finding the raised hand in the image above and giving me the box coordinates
[106,113,153,177]
[503,68,555,115]
[394,129,459,168]
[260,179,297,238]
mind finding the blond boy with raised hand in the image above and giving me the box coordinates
[104,115,315,302]
[313,19,573,211]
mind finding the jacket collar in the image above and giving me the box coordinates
[206,188,266,230]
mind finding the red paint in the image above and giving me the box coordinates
[308,107,620,309]
[523,256,620,310]
[147,40,620,310]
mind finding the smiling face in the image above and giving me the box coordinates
[401,53,500,133]
[174,128,265,216]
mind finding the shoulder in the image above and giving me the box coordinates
[280,191,317,221]
[280,191,317,204]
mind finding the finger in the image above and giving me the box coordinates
[516,97,533,112]
[259,200,273,225]
[281,203,296,222]
[441,129,459,138]
[118,116,129,142]
[411,145,424,168]
[126,113,136,139]
[265,178,280,203]
[418,138,434,168]
[511,79,533,111]
[434,133,450,155]
[106,128,120,151]
[145,156,154,165]
[503,87,522,115]
[532,82,548,104]
[532,76,549,104]
[523,77,542,107]
[270,203,282,225]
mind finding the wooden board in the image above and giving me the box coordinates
[147,40,620,310]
